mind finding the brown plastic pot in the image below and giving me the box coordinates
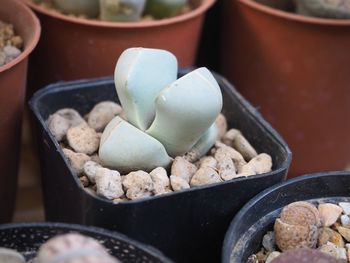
[0,0,40,223]
[221,0,350,177]
[24,0,215,93]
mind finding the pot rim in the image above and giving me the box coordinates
[23,0,215,28]
[222,170,350,263]
[238,0,350,26]
[0,0,41,73]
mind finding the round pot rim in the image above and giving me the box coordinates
[238,0,350,26]
[0,222,173,262]
[222,170,350,263]
[0,0,41,73]
[23,0,215,28]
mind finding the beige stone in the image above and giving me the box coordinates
[318,203,343,227]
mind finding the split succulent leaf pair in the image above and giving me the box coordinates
[99,48,223,173]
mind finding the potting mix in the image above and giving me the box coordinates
[0,21,23,67]
[248,201,350,263]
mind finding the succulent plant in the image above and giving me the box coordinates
[99,47,223,173]
[144,0,188,19]
[274,201,321,252]
[272,248,340,263]
[100,0,147,22]
[295,0,350,19]
[52,0,100,17]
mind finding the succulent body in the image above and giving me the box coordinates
[296,0,350,19]
[52,0,100,17]
[37,233,120,263]
[145,0,188,19]
[272,248,340,263]
[274,201,321,252]
[99,47,223,173]
[100,0,146,22]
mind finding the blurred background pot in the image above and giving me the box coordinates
[0,222,173,262]
[222,171,350,263]
[0,0,40,223]
[24,0,215,94]
[221,0,350,177]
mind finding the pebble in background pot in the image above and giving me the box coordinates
[0,0,40,223]
[29,71,291,263]
[23,0,215,94]
[222,171,350,263]
[220,0,350,176]
[0,222,172,263]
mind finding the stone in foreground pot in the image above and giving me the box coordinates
[0,0,40,223]
[220,0,350,177]
[24,0,215,94]
[222,171,350,263]
[0,222,172,262]
[29,72,291,263]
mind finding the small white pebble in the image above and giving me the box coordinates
[339,202,350,215]
[62,148,90,175]
[67,123,100,154]
[95,168,124,200]
[83,161,102,183]
[318,203,343,227]
[170,175,190,192]
[341,215,350,226]
[122,171,153,200]
[4,45,21,59]
[199,156,217,169]
[171,157,197,183]
[88,101,122,132]
[190,167,221,187]
[265,251,281,263]
[149,167,170,195]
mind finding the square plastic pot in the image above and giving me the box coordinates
[29,71,291,263]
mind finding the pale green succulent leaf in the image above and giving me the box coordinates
[99,116,172,173]
[114,47,178,131]
[146,67,223,157]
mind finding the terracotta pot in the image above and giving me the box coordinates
[24,0,215,93]
[221,0,350,177]
[0,0,40,223]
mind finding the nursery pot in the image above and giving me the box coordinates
[222,171,350,263]
[24,0,214,93]
[221,0,350,176]
[0,222,172,262]
[0,0,40,223]
[29,72,291,263]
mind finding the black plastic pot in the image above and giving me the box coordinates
[0,222,172,262]
[222,171,350,263]
[29,72,292,263]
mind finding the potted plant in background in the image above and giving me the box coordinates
[0,0,40,223]
[220,0,350,177]
[23,0,215,93]
[222,171,350,263]
[0,222,172,262]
